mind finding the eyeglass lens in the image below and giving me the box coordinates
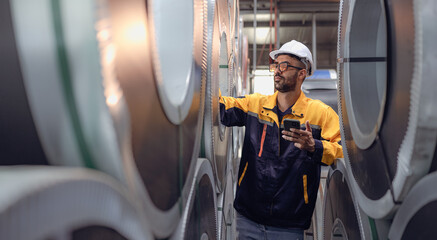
[269,62,288,72]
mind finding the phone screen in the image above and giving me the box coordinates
[284,119,300,131]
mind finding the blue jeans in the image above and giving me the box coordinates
[236,212,304,240]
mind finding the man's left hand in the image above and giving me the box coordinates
[282,120,315,152]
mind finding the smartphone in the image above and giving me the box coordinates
[283,119,301,131]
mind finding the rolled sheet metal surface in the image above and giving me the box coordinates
[7,0,127,184]
[216,128,236,240]
[0,166,152,240]
[430,147,437,173]
[204,0,232,193]
[241,35,250,94]
[6,0,86,167]
[218,0,230,43]
[223,169,236,233]
[72,226,128,240]
[107,0,207,237]
[389,0,437,200]
[388,172,437,240]
[231,12,243,166]
[323,159,371,240]
[217,190,225,240]
[171,158,217,240]
[338,0,437,218]
[0,0,49,166]
[338,0,391,204]
[306,166,328,240]
[232,0,240,76]
[231,81,241,166]
[228,0,236,38]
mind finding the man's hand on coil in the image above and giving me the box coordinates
[281,120,315,153]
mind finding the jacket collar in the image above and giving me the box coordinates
[262,91,279,110]
[262,91,308,118]
[291,91,308,118]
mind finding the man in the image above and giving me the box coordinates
[220,40,343,239]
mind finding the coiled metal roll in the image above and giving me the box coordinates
[107,0,207,237]
[222,167,237,239]
[0,166,152,240]
[231,86,242,167]
[228,0,236,38]
[323,159,371,240]
[230,2,243,168]
[305,167,328,240]
[388,172,437,240]
[5,0,127,183]
[172,158,217,240]
[241,35,250,94]
[0,0,49,166]
[338,0,437,219]
[204,0,232,193]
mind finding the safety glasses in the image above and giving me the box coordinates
[269,61,304,73]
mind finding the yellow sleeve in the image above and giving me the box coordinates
[219,90,251,113]
[320,107,344,165]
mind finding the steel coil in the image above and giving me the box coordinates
[338,0,437,219]
[6,0,127,184]
[204,0,232,193]
[0,166,152,240]
[107,0,207,237]
[0,0,242,239]
[388,172,437,240]
[241,35,250,94]
[172,158,217,240]
[0,0,49,166]
[228,0,236,39]
[217,122,236,240]
[305,167,328,240]
[323,159,371,240]
[222,168,237,240]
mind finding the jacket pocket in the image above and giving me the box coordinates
[258,124,267,157]
[303,174,309,204]
[238,162,248,186]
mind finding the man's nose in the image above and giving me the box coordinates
[274,66,281,75]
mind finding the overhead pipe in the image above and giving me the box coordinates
[312,13,317,71]
[253,0,257,72]
[269,0,273,53]
[275,0,279,49]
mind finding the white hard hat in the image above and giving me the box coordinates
[269,40,313,76]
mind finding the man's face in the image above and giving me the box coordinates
[273,55,305,93]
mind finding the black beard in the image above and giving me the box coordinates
[274,72,297,93]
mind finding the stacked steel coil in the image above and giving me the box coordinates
[0,0,246,239]
[320,0,437,239]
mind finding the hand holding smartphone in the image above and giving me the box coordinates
[283,119,301,131]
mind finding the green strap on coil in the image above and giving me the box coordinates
[51,0,96,169]
[368,217,379,240]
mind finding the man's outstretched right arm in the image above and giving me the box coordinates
[219,93,251,127]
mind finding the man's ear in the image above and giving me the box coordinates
[299,69,307,79]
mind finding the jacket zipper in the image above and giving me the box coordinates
[278,123,281,157]
[238,162,248,186]
[271,120,281,215]
[258,124,267,157]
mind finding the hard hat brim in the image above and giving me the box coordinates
[269,49,306,60]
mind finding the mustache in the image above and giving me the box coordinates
[274,73,283,78]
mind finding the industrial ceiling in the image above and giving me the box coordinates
[239,0,340,70]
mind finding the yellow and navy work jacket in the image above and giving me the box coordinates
[220,91,343,229]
